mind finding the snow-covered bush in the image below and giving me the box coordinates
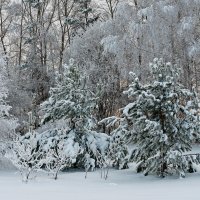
[6,132,44,182]
[38,128,109,179]
[39,127,82,179]
[99,116,130,171]
[44,139,80,180]
[84,130,110,179]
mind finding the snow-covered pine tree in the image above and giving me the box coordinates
[41,59,96,128]
[40,60,109,173]
[123,58,200,178]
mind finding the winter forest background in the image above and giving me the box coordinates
[2,0,200,194]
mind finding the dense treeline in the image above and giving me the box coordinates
[0,0,200,128]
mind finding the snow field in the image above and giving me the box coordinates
[1,168,200,200]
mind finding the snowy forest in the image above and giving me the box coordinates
[1,0,200,199]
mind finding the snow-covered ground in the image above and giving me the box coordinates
[1,168,200,200]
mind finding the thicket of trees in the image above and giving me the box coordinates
[1,0,200,180]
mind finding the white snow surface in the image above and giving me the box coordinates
[1,144,200,200]
[1,167,200,200]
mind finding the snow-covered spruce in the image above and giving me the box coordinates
[40,60,110,178]
[111,58,200,178]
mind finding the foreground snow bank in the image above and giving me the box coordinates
[0,169,200,200]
